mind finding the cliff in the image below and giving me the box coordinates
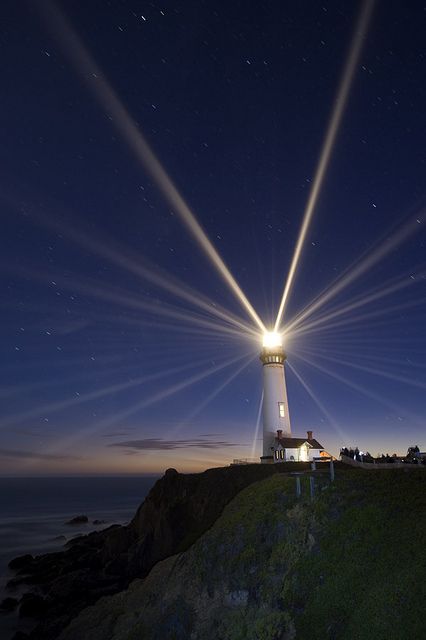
[7,463,309,639]
[59,468,426,640]
[7,465,426,639]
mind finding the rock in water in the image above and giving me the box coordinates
[8,554,34,572]
[0,596,19,612]
[19,594,48,618]
[65,515,88,525]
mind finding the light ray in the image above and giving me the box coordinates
[287,362,348,440]
[94,351,251,430]
[285,213,424,335]
[39,1,265,333]
[291,294,426,341]
[171,355,256,435]
[8,194,257,337]
[289,269,426,337]
[54,351,251,450]
[274,0,375,330]
[0,360,154,400]
[250,390,264,461]
[292,351,422,424]
[299,347,426,391]
[318,350,426,371]
[10,263,253,341]
[0,356,215,431]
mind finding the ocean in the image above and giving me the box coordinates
[0,475,158,639]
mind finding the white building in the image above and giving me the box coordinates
[273,429,325,463]
[259,332,325,464]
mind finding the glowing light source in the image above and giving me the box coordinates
[262,332,283,348]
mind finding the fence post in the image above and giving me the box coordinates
[296,476,301,498]
[310,476,315,500]
[330,459,335,482]
[311,461,316,471]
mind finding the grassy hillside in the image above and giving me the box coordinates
[59,468,426,640]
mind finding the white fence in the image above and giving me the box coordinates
[341,455,425,470]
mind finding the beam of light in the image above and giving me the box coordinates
[290,294,426,341]
[304,332,426,352]
[292,351,423,425]
[0,360,154,400]
[250,390,264,461]
[93,351,251,430]
[299,347,426,392]
[294,345,426,380]
[1,352,129,374]
[8,194,258,338]
[284,213,424,335]
[170,355,256,436]
[274,0,375,331]
[287,362,348,441]
[0,356,216,431]
[10,263,253,341]
[319,350,426,371]
[288,269,426,337]
[53,351,251,451]
[98,313,247,343]
[39,1,265,334]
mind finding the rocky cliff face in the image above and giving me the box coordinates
[7,463,308,639]
[56,469,426,640]
[58,472,309,640]
[11,465,425,640]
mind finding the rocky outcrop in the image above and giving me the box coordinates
[57,469,426,640]
[6,463,307,639]
[0,597,18,612]
[65,515,88,525]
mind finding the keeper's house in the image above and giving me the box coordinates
[272,430,328,463]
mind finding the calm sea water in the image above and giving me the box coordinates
[0,476,158,639]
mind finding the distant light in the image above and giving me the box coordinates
[263,332,283,348]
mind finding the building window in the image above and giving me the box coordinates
[278,402,285,418]
[279,449,284,460]
[275,450,279,460]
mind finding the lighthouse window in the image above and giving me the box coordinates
[278,402,285,418]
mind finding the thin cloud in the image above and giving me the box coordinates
[107,438,240,451]
[200,432,225,437]
[101,432,133,438]
[0,447,80,461]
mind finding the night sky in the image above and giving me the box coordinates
[1,0,425,475]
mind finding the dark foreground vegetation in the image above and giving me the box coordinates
[3,463,425,639]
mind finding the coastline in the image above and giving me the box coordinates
[0,476,158,640]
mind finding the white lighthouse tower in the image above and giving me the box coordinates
[260,332,291,463]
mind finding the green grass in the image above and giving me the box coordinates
[189,469,426,639]
[59,468,426,640]
[289,470,426,639]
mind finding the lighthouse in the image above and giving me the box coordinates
[260,332,291,463]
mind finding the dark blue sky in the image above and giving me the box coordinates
[1,0,425,474]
